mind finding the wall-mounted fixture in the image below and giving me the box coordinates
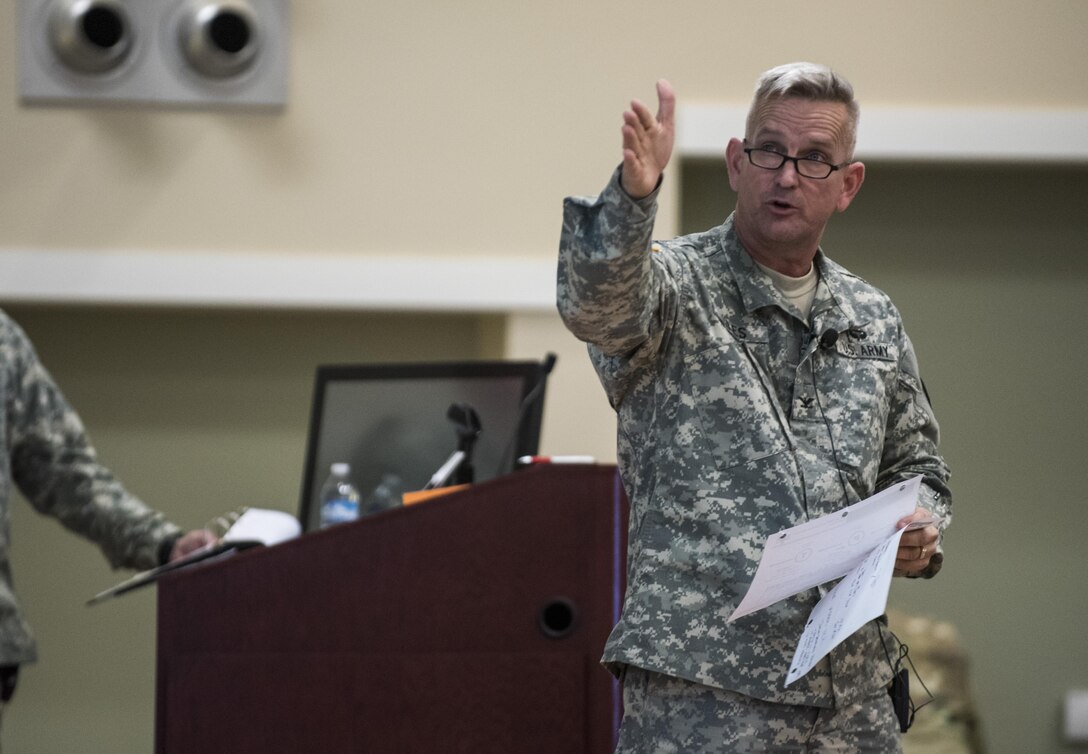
[176,1,262,80]
[47,0,135,74]
[18,0,288,109]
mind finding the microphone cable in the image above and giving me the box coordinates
[810,328,854,508]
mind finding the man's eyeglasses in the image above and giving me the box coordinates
[742,143,848,180]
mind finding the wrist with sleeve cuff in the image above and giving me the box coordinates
[157,533,182,566]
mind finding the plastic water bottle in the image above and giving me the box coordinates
[361,473,405,516]
[318,463,361,528]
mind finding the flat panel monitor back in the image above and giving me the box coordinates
[297,358,552,532]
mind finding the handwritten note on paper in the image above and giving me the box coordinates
[784,526,906,685]
[728,476,922,623]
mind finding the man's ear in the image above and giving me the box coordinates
[725,138,745,192]
[836,161,865,213]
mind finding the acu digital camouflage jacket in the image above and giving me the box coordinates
[557,168,952,709]
[0,310,182,665]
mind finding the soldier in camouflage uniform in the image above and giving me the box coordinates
[0,309,214,722]
[557,63,952,751]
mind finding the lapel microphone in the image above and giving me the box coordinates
[819,329,840,350]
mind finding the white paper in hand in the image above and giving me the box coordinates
[88,508,300,606]
[727,476,921,623]
[784,525,907,684]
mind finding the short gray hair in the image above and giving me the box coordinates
[746,62,860,158]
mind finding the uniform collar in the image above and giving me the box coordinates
[714,214,865,335]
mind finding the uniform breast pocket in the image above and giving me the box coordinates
[682,342,790,472]
[827,350,897,484]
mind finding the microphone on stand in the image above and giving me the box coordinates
[423,403,481,489]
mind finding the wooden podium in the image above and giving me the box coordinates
[155,464,627,753]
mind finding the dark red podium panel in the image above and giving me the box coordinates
[156,464,627,753]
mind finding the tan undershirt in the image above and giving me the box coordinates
[755,260,819,321]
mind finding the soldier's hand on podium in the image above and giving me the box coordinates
[168,529,219,563]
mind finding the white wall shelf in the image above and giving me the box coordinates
[677,103,1088,162]
[0,248,558,312]
[4,105,1085,311]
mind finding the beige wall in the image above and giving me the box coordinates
[3,1,1087,256]
[2,0,1087,751]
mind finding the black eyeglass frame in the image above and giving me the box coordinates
[741,141,851,180]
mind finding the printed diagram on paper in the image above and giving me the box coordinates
[727,476,927,684]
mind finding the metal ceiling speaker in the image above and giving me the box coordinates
[177,1,261,79]
[47,0,134,74]
[19,0,287,109]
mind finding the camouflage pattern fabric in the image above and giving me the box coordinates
[0,309,182,665]
[557,167,952,709]
[616,666,902,753]
[886,610,985,754]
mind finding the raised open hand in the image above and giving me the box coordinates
[620,79,676,199]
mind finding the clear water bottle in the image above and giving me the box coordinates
[318,462,361,528]
[361,472,405,516]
